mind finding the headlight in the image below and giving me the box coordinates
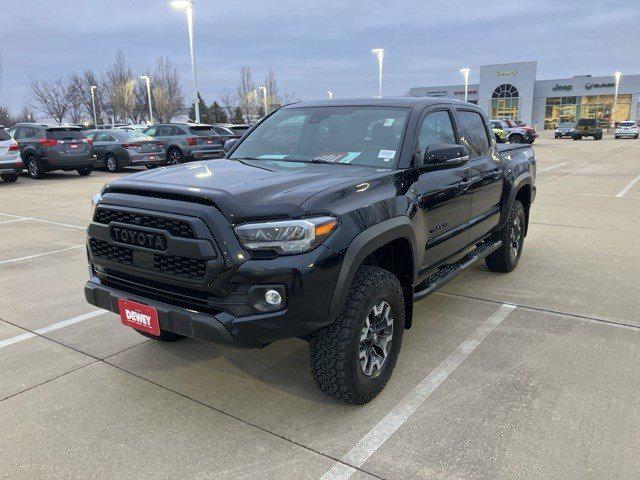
[234,216,337,255]
[91,184,109,207]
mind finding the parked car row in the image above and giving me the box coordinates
[489,119,537,144]
[554,119,638,140]
[1,122,249,181]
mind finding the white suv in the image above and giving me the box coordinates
[615,121,639,139]
[0,126,23,183]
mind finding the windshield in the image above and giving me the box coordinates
[619,122,636,127]
[230,106,409,168]
[558,123,574,128]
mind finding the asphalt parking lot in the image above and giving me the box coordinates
[1,131,639,479]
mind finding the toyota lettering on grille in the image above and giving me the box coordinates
[109,226,167,251]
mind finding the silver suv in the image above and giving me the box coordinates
[0,126,23,183]
[7,123,93,179]
[143,123,225,165]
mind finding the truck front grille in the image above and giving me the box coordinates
[94,208,195,238]
[153,254,207,280]
[89,238,133,265]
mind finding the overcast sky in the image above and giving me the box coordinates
[1,0,639,113]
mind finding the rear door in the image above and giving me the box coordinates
[414,107,473,272]
[455,109,504,243]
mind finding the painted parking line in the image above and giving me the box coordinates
[0,212,86,230]
[0,218,32,225]
[0,310,106,349]
[616,173,640,198]
[319,303,517,480]
[537,162,567,173]
[0,245,84,266]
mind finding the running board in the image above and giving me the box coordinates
[413,240,502,302]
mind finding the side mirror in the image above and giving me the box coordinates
[422,143,469,170]
[223,138,238,153]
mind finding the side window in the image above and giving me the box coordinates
[144,127,157,136]
[417,110,457,154]
[171,126,185,135]
[457,110,490,158]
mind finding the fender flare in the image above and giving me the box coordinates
[328,216,418,319]
[500,173,532,230]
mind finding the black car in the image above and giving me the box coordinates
[142,123,225,164]
[87,129,166,172]
[86,97,536,404]
[7,123,93,178]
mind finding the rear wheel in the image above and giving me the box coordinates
[105,154,120,173]
[635,134,639,139]
[27,157,45,179]
[310,266,404,404]
[1,173,18,183]
[485,200,526,273]
[167,148,183,165]
[573,134,582,140]
[146,164,158,169]
[77,166,92,176]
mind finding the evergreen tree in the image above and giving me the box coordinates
[188,93,209,123]
[209,101,229,123]
[232,106,245,124]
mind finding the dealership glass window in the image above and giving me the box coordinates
[544,96,578,129]
[580,94,631,125]
[490,84,520,120]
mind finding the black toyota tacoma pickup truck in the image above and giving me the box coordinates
[86,98,536,404]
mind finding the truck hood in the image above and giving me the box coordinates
[104,158,376,222]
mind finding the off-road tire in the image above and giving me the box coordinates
[77,166,92,176]
[510,133,524,144]
[27,156,45,179]
[309,266,405,404]
[1,173,19,183]
[485,200,526,273]
[573,134,582,140]
[136,329,185,342]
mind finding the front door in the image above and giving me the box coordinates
[413,108,473,275]
[455,109,504,243]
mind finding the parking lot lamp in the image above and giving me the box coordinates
[326,90,334,100]
[371,48,384,98]
[139,75,153,124]
[171,0,200,123]
[258,86,268,116]
[90,85,98,127]
[612,71,622,128]
[459,68,470,102]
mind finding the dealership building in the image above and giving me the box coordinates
[409,61,640,129]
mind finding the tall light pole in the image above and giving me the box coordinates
[90,85,98,127]
[371,48,384,98]
[258,86,268,116]
[459,67,470,102]
[171,0,200,123]
[612,71,622,129]
[326,90,334,100]
[139,75,153,124]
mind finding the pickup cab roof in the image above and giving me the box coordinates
[282,97,467,110]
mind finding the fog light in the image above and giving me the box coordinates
[265,289,282,307]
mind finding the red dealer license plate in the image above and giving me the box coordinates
[118,299,160,336]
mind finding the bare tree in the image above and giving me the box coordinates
[66,74,86,124]
[264,69,279,112]
[0,106,11,126]
[27,75,70,124]
[104,51,136,123]
[236,66,258,123]
[151,56,184,123]
[279,91,301,106]
[218,87,237,119]
[15,106,35,123]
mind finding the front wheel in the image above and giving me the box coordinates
[510,134,524,144]
[105,154,120,173]
[310,266,405,404]
[485,200,526,273]
[167,149,183,165]
[77,166,92,176]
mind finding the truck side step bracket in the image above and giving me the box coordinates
[413,240,502,302]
